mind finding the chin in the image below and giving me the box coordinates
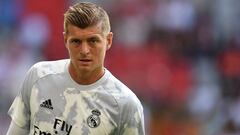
[77,66,92,72]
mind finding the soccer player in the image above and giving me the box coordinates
[6,2,145,135]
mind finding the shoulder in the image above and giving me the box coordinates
[29,59,69,78]
[105,70,143,110]
[32,59,68,76]
[22,59,69,88]
[105,70,144,134]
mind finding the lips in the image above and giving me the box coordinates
[79,59,91,62]
[78,59,92,64]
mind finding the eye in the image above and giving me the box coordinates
[88,37,99,45]
[70,39,81,45]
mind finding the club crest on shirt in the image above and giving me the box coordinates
[87,109,101,128]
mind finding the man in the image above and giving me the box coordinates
[6,2,145,135]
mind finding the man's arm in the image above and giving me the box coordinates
[7,64,36,135]
[119,98,145,135]
[122,108,145,135]
[6,121,29,135]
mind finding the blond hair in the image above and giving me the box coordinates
[64,2,111,35]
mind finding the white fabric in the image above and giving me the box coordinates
[8,59,145,135]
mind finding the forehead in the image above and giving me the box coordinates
[66,24,104,38]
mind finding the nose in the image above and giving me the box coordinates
[80,42,90,55]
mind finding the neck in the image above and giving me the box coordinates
[68,65,104,85]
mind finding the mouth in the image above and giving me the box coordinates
[79,59,91,62]
[78,59,92,64]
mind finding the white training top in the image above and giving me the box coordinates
[8,59,145,135]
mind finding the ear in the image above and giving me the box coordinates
[106,32,113,50]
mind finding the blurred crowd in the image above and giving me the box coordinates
[0,0,240,134]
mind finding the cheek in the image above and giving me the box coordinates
[66,44,71,53]
[98,48,107,60]
[67,48,73,57]
[68,47,78,56]
[92,48,104,61]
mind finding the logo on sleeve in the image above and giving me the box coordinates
[87,109,101,128]
[40,99,53,110]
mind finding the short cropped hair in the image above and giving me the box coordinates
[64,2,111,35]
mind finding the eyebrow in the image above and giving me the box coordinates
[88,35,101,39]
[70,34,102,39]
[69,36,101,43]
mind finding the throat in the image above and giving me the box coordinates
[76,73,98,85]
[69,66,104,85]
